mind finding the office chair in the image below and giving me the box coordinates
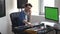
[10,12,37,34]
[10,12,21,34]
[0,32,1,34]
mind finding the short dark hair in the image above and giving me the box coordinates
[25,3,32,7]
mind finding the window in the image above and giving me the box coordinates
[40,0,55,15]
[28,0,39,15]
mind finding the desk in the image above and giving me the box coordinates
[27,26,54,34]
[37,15,60,34]
[31,15,60,34]
[51,24,60,34]
[14,23,54,34]
[30,15,60,34]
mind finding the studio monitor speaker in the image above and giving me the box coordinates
[17,0,28,9]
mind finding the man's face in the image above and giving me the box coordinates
[25,6,32,12]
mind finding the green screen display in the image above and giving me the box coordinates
[45,7,59,21]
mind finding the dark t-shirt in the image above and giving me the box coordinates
[18,10,28,26]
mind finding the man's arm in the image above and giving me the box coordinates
[28,9,31,22]
[23,9,32,24]
[23,19,33,27]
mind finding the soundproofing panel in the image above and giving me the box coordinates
[17,0,28,8]
[0,0,6,17]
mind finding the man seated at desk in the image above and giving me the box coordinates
[18,3,37,34]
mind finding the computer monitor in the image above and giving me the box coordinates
[45,6,59,22]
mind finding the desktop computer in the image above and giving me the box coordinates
[45,6,59,22]
[41,6,59,27]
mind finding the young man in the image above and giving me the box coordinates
[18,3,33,27]
[18,3,37,34]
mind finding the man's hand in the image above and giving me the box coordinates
[28,23,33,27]
[23,20,33,27]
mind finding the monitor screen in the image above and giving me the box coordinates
[45,7,59,22]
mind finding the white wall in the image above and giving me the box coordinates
[6,0,14,34]
[0,17,8,34]
[0,0,13,34]
[39,0,43,15]
[55,0,60,15]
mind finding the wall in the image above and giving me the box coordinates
[6,0,14,34]
[55,0,60,15]
[39,0,43,15]
[0,0,13,34]
[0,17,8,34]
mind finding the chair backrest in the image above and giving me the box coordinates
[10,12,20,28]
[0,32,1,34]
